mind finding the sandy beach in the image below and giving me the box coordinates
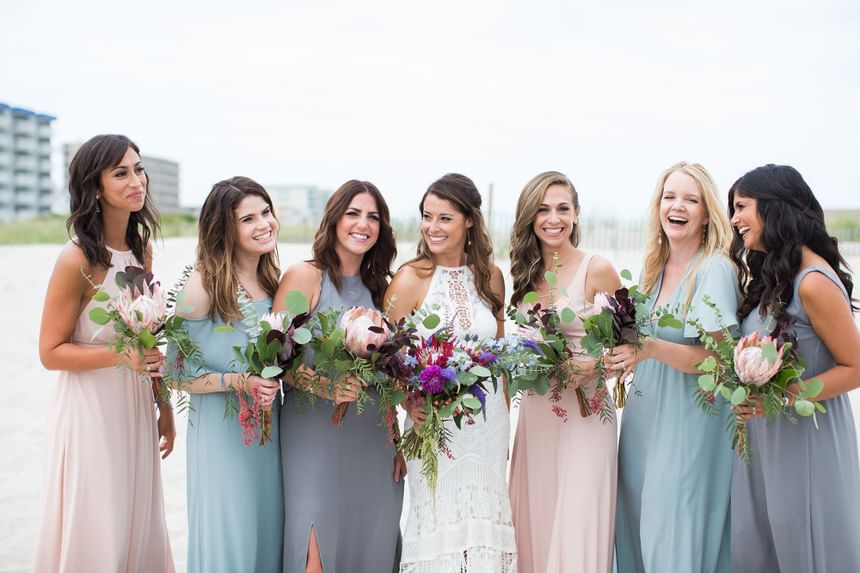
[2,238,858,572]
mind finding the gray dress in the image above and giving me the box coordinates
[732,264,860,572]
[281,272,404,573]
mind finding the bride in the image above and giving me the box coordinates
[385,173,517,572]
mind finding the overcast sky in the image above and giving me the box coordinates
[2,0,858,223]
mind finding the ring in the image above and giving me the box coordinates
[146,365,152,372]
[752,407,756,415]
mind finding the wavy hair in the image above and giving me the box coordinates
[406,173,503,315]
[509,171,580,307]
[641,162,733,309]
[196,176,280,322]
[66,134,160,268]
[729,164,856,320]
[311,180,396,309]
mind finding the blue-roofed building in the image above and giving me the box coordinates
[0,102,56,220]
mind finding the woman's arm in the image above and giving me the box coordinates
[798,271,860,400]
[489,265,512,409]
[39,243,156,373]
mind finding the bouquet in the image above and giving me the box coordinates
[305,305,417,426]
[581,269,678,412]
[88,265,198,402]
[394,327,497,493]
[691,296,824,461]
[232,290,311,445]
[506,259,586,420]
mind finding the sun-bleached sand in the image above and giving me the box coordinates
[2,238,858,572]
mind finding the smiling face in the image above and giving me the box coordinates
[659,170,709,248]
[334,192,380,260]
[731,192,765,251]
[98,146,147,214]
[233,194,278,257]
[532,183,578,249]
[420,192,472,261]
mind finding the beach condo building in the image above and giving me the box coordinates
[62,143,183,214]
[0,103,56,221]
[267,184,331,226]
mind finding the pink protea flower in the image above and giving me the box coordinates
[115,282,167,334]
[734,332,783,386]
[338,306,390,357]
[259,311,285,332]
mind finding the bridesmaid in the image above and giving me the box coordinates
[386,173,517,573]
[507,171,621,573]
[170,177,284,572]
[728,164,860,572]
[274,180,404,573]
[34,134,175,571]
[610,162,737,573]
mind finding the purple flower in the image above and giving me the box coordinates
[521,338,543,355]
[470,384,486,409]
[420,365,447,394]
[478,352,498,365]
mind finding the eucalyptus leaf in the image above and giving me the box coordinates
[544,271,558,287]
[93,290,110,302]
[560,307,576,325]
[620,269,633,281]
[335,359,354,372]
[658,314,684,329]
[461,396,481,410]
[88,307,111,325]
[698,374,716,391]
[293,327,312,345]
[138,329,156,349]
[284,290,310,316]
[523,291,539,304]
[720,386,732,400]
[698,356,717,372]
[803,378,824,398]
[214,325,235,333]
[422,313,441,330]
[761,342,778,365]
[261,365,283,379]
[469,365,491,378]
[730,386,748,406]
[794,399,814,417]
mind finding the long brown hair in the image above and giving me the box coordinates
[407,173,503,315]
[641,162,733,309]
[66,134,160,268]
[509,171,580,307]
[196,176,280,322]
[311,180,396,309]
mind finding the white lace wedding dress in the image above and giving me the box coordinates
[400,265,517,573]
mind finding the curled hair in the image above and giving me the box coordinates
[728,164,856,320]
[641,161,733,309]
[509,171,580,308]
[66,134,160,268]
[311,180,396,309]
[407,173,503,315]
[197,176,280,322]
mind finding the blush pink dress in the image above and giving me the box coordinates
[508,253,617,573]
[33,246,174,572]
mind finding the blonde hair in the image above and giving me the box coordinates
[509,171,579,307]
[641,162,733,309]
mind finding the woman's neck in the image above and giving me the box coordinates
[102,209,132,251]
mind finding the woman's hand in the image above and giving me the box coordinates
[605,343,645,381]
[405,396,428,429]
[393,452,407,483]
[157,405,176,459]
[124,347,164,375]
[734,395,766,421]
[331,376,361,405]
[242,375,280,407]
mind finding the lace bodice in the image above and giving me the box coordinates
[402,265,516,573]
[416,265,498,340]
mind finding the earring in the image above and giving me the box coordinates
[96,195,101,214]
[657,233,662,245]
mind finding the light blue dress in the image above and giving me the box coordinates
[615,253,737,573]
[731,265,860,572]
[172,298,284,573]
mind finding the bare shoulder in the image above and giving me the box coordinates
[798,268,847,306]
[386,263,432,318]
[490,263,505,293]
[586,254,622,292]
[177,270,211,319]
[391,262,431,289]
[53,241,93,286]
[279,261,322,289]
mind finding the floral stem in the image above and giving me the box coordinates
[614,377,627,409]
[576,387,591,417]
[331,403,349,426]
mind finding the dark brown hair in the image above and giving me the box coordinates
[197,176,280,322]
[408,173,503,315]
[311,180,396,309]
[66,134,160,268]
